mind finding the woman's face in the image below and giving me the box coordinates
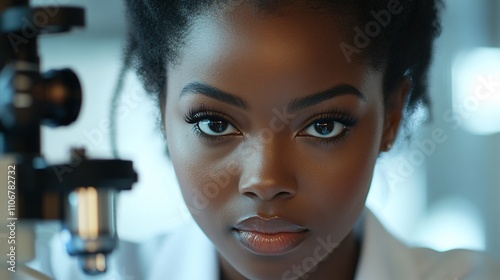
[165,2,402,279]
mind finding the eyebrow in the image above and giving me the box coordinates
[287,84,366,113]
[180,82,248,109]
[180,82,366,112]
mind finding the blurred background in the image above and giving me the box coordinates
[33,0,499,260]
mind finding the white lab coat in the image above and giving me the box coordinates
[26,209,499,280]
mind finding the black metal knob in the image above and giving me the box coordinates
[41,68,82,127]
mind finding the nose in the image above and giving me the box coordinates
[238,138,297,201]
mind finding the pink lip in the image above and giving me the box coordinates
[233,216,309,255]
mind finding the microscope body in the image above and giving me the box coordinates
[0,1,137,278]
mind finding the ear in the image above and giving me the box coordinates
[159,70,168,139]
[160,90,167,137]
[380,78,411,152]
[159,91,171,157]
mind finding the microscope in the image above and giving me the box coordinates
[0,1,137,278]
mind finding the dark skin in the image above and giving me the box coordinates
[162,2,409,279]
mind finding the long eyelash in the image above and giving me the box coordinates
[184,104,235,143]
[308,109,359,127]
[184,104,225,124]
[303,109,359,146]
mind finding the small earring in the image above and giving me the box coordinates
[386,142,393,151]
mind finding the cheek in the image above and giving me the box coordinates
[164,76,237,230]
[166,127,210,211]
[297,104,383,228]
[166,124,238,229]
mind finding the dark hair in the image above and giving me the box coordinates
[111,0,443,156]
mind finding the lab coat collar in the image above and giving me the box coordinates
[354,208,420,280]
[148,208,419,280]
[147,221,219,280]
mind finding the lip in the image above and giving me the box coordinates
[232,216,309,255]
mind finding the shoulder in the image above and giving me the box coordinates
[355,209,500,280]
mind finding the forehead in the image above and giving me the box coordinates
[177,2,350,66]
[169,1,378,102]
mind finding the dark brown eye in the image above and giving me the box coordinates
[303,120,345,139]
[198,119,238,136]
